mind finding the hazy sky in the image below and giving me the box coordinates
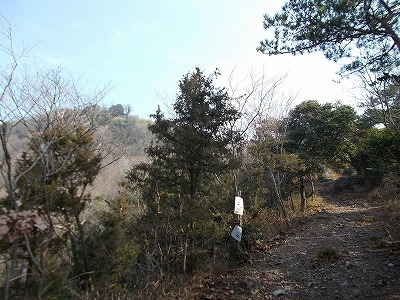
[1,0,356,118]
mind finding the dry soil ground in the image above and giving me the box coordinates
[189,179,400,300]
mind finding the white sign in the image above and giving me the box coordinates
[231,225,242,242]
[234,196,244,215]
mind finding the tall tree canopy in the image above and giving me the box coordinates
[143,67,241,203]
[286,100,357,165]
[127,67,242,275]
[258,0,400,74]
[285,100,357,211]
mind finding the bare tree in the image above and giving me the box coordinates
[223,66,295,199]
[356,68,400,130]
[0,19,36,299]
[0,17,31,208]
[226,66,288,138]
[0,19,113,299]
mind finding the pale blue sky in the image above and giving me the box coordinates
[1,0,356,118]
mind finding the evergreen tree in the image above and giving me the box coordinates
[14,124,102,294]
[128,68,242,278]
[285,100,357,211]
[258,0,400,74]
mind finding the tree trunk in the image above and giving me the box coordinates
[300,176,307,213]
[1,123,16,209]
[376,0,400,52]
[73,210,91,284]
[269,171,287,218]
[3,242,18,300]
[289,191,295,211]
[304,176,315,201]
[182,233,189,274]
[311,179,315,202]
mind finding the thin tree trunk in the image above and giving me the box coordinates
[3,241,18,300]
[270,171,287,218]
[300,176,307,213]
[73,209,91,289]
[1,123,16,209]
[311,179,315,202]
[376,0,400,52]
[289,191,295,211]
[182,233,189,274]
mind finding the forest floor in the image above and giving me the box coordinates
[184,178,400,300]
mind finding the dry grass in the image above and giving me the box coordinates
[306,195,325,213]
[382,201,400,243]
[368,173,399,204]
[365,173,400,243]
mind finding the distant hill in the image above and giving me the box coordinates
[90,115,152,197]
[0,113,153,199]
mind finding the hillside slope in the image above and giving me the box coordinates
[188,179,400,299]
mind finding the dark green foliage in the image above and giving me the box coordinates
[286,100,358,167]
[351,127,400,185]
[351,74,399,182]
[109,104,125,117]
[255,0,399,205]
[285,101,358,211]
[243,101,358,214]
[145,68,241,200]
[86,193,139,296]
[366,129,400,166]
[15,125,101,213]
[133,68,241,206]
[126,68,242,284]
[258,0,400,74]
[12,124,102,297]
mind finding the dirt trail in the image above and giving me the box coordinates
[193,179,400,299]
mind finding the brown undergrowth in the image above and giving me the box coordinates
[154,177,400,299]
[137,193,326,299]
